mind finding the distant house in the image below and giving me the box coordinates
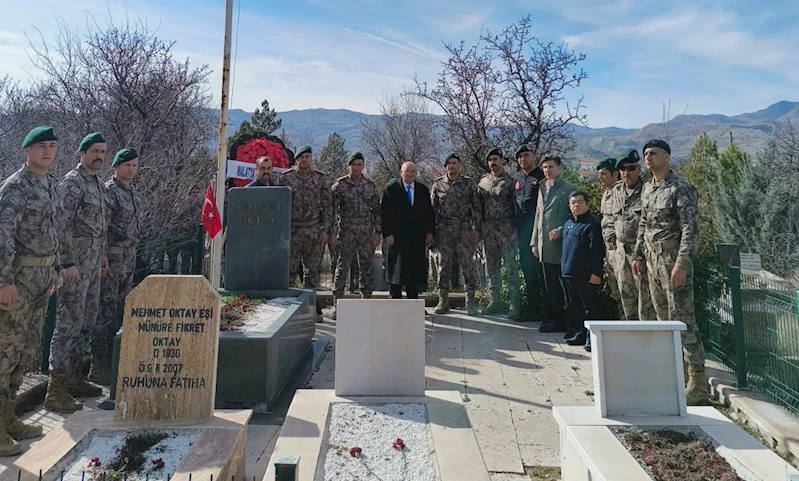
[578,158,599,180]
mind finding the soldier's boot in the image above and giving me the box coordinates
[685,370,711,406]
[331,291,343,320]
[2,400,42,441]
[434,290,450,314]
[360,291,372,299]
[0,421,21,457]
[466,291,478,316]
[482,289,505,315]
[67,371,103,398]
[88,351,112,387]
[508,290,522,321]
[44,375,83,413]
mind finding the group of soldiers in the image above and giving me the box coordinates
[0,126,140,456]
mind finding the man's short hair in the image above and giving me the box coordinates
[256,155,272,165]
[569,190,589,203]
[541,154,562,166]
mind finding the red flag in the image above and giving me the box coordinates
[201,185,222,238]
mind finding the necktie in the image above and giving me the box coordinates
[406,185,412,205]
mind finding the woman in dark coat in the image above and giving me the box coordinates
[381,162,436,299]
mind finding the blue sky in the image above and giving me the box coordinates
[1,0,797,128]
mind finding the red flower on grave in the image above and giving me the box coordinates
[392,438,406,450]
[152,458,165,470]
[87,457,102,468]
[349,446,362,457]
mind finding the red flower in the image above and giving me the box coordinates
[152,458,165,470]
[87,457,102,468]
[392,438,406,450]
[349,447,362,457]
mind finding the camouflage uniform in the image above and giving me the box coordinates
[431,174,481,313]
[477,171,520,315]
[600,185,623,316]
[331,175,380,301]
[49,165,106,380]
[611,178,657,321]
[93,178,140,376]
[0,167,61,405]
[279,167,332,288]
[633,170,705,373]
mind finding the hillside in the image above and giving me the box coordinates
[218,100,799,161]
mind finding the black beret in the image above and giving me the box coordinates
[22,126,58,148]
[78,132,106,152]
[347,151,364,164]
[442,152,461,166]
[112,148,138,167]
[485,147,502,161]
[596,158,617,172]
[295,145,312,157]
[643,139,670,155]
[514,144,533,157]
[616,149,640,168]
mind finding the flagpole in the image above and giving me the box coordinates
[210,0,234,288]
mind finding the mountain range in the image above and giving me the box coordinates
[221,100,799,162]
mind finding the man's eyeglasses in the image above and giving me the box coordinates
[619,164,639,172]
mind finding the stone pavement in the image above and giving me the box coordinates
[1,307,593,481]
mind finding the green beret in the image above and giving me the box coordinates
[616,149,640,168]
[442,152,461,166]
[485,147,502,161]
[643,139,670,155]
[112,148,138,167]
[596,158,617,172]
[347,151,364,164]
[514,144,532,158]
[77,132,106,152]
[295,145,312,157]
[21,126,58,148]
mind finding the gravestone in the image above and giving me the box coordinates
[335,299,426,396]
[225,186,291,290]
[115,275,221,421]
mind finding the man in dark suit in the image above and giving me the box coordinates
[381,162,436,299]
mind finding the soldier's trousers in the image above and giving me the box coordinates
[93,251,136,358]
[49,243,102,376]
[0,266,53,402]
[517,221,543,316]
[334,226,374,296]
[483,220,519,294]
[646,246,706,371]
[604,252,622,314]
[290,225,325,288]
[436,223,477,293]
[611,246,657,321]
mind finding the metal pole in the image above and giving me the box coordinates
[210,0,234,288]
[730,265,748,388]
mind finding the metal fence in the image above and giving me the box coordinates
[695,261,799,414]
[37,226,205,373]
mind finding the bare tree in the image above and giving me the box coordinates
[359,91,440,190]
[413,15,587,177]
[5,16,216,237]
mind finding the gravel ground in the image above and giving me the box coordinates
[240,297,295,332]
[323,403,437,481]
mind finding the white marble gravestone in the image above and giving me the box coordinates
[585,320,687,417]
[334,299,426,396]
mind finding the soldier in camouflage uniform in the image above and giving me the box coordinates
[330,152,381,319]
[91,149,140,385]
[611,151,657,321]
[632,139,708,406]
[278,145,332,321]
[46,133,108,413]
[477,147,520,319]
[596,158,623,317]
[0,126,63,456]
[431,152,481,315]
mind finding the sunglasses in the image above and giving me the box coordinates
[618,164,639,172]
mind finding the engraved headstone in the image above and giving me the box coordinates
[115,275,221,421]
[225,186,291,290]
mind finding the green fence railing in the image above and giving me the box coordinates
[695,262,799,414]
[38,225,205,373]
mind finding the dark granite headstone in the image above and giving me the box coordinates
[225,187,291,289]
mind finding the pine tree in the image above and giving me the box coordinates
[681,133,721,260]
[318,133,347,178]
[230,98,282,141]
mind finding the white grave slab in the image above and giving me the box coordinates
[335,299,426,396]
[585,321,687,417]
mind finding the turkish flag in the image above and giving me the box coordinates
[201,185,222,238]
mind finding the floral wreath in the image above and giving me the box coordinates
[228,132,294,187]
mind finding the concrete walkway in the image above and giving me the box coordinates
[1,307,594,481]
